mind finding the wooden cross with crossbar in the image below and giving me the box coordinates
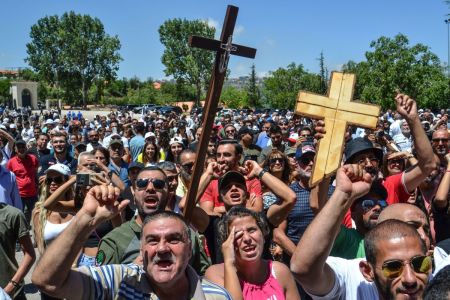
[295,72,381,187]
[183,5,256,221]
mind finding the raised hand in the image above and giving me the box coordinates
[222,226,243,266]
[79,185,128,225]
[205,161,223,179]
[335,164,373,200]
[395,93,418,121]
[314,120,326,141]
[242,160,263,180]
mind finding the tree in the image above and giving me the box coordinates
[26,11,122,107]
[246,64,260,108]
[220,86,248,108]
[262,63,322,109]
[159,19,215,105]
[0,78,11,102]
[342,34,449,109]
[318,51,328,94]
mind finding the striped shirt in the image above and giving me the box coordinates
[76,263,231,300]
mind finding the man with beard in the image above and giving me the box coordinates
[432,129,449,167]
[96,166,210,275]
[291,165,432,300]
[34,133,50,158]
[176,149,196,198]
[273,142,334,265]
[238,126,261,164]
[6,140,39,223]
[392,120,413,152]
[31,189,231,300]
[258,124,294,164]
[38,131,77,176]
[86,129,103,152]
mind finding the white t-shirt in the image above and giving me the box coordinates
[307,257,379,300]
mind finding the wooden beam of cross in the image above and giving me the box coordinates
[295,72,380,187]
[183,5,256,221]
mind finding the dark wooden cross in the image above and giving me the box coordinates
[183,5,256,221]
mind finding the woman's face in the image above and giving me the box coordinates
[94,150,108,165]
[170,143,183,156]
[387,158,405,175]
[230,216,264,263]
[269,155,285,173]
[46,170,65,194]
[145,144,156,161]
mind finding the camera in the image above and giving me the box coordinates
[76,173,94,187]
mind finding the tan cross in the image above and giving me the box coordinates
[295,72,380,186]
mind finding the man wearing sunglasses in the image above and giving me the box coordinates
[96,166,210,275]
[238,126,261,165]
[431,129,449,167]
[32,187,231,299]
[291,164,432,300]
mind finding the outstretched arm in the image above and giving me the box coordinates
[290,165,372,296]
[32,186,128,299]
[395,94,437,192]
[434,153,450,209]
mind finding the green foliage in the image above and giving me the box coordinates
[262,63,322,109]
[246,64,260,108]
[0,78,11,102]
[318,51,328,94]
[220,86,248,108]
[26,11,122,106]
[342,34,449,109]
[159,18,215,104]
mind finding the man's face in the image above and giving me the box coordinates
[217,144,239,173]
[224,126,236,139]
[297,153,315,179]
[261,123,270,132]
[128,167,140,183]
[279,121,289,131]
[77,155,93,172]
[109,144,124,160]
[179,153,196,183]
[207,141,216,156]
[401,122,410,136]
[134,170,168,217]
[141,217,191,286]
[52,137,66,154]
[299,130,311,138]
[220,182,247,208]
[195,128,203,141]
[88,131,100,144]
[432,130,449,157]
[33,128,41,137]
[351,150,380,179]
[241,132,253,145]
[352,195,386,232]
[164,170,178,193]
[37,135,49,149]
[270,132,283,147]
[370,236,429,300]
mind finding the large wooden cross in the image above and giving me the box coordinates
[295,72,380,186]
[183,5,256,221]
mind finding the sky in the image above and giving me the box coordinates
[0,0,449,80]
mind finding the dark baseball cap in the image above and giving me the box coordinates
[110,139,124,148]
[219,171,247,192]
[128,161,144,171]
[295,142,316,160]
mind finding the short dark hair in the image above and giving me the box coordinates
[138,166,167,181]
[142,210,190,242]
[218,206,269,245]
[424,265,450,300]
[218,139,243,156]
[365,219,426,265]
[269,124,282,135]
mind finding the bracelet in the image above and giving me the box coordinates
[9,280,19,288]
[258,169,267,180]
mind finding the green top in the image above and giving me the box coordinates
[97,216,211,275]
[330,226,365,259]
[0,204,30,298]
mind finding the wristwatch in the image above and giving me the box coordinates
[108,170,114,178]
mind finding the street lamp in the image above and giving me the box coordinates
[446,18,450,77]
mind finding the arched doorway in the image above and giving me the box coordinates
[22,89,31,108]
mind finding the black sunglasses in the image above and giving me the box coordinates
[136,178,166,190]
[299,156,314,165]
[46,176,64,185]
[181,162,195,171]
[361,199,387,212]
[269,158,284,164]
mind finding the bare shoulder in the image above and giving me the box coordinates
[272,261,293,280]
[204,263,225,286]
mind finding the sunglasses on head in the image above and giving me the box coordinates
[46,176,64,185]
[136,178,166,190]
[269,157,284,164]
[381,255,432,279]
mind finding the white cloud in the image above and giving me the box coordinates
[257,71,269,78]
[206,18,219,30]
[234,62,247,74]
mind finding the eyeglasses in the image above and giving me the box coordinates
[136,178,166,191]
[181,162,194,171]
[298,156,314,165]
[166,175,178,182]
[432,138,449,143]
[356,155,379,166]
[380,255,432,279]
[360,199,387,212]
[269,157,284,164]
[226,130,235,134]
[46,176,64,185]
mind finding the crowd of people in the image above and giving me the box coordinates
[0,93,449,300]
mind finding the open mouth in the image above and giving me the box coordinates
[144,196,159,208]
[155,259,174,270]
[230,193,241,202]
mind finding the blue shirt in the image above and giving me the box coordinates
[256,132,270,148]
[129,135,145,162]
[109,161,130,188]
[0,166,22,210]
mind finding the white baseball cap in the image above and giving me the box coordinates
[45,163,71,176]
[169,137,184,146]
[45,119,54,125]
[144,132,155,139]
